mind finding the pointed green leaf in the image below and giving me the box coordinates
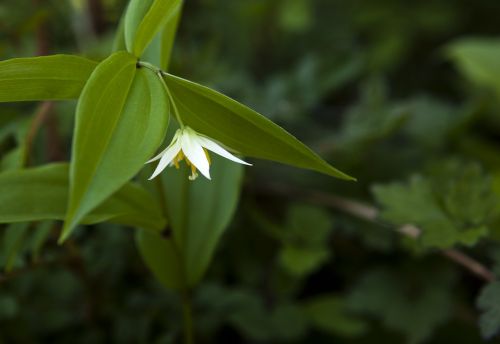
[127,0,182,58]
[124,0,154,52]
[0,55,97,102]
[447,38,500,93]
[141,4,182,71]
[137,155,244,289]
[63,51,170,241]
[135,231,184,290]
[163,74,354,180]
[0,164,166,231]
[121,0,181,69]
[164,155,244,286]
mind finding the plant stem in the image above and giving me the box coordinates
[181,291,195,344]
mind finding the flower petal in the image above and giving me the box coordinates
[181,130,211,180]
[148,141,182,180]
[197,136,252,166]
[146,129,181,163]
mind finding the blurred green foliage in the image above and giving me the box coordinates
[2,0,500,343]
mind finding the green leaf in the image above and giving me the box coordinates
[141,4,182,71]
[123,0,182,70]
[302,295,367,337]
[477,281,500,339]
[161,154,244,287]
[62,51,169,241]
[279,246,330,277]
[164,73,354,180]
[447,38,500,93]
[135,231,184,290]
[373,162,496,248]
[0,55,97,102]
[0,164,165,231]
[124,0,154,52]
[127,0,182,57]
[347,267,454,344]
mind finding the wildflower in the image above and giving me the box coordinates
[147,126,251,180]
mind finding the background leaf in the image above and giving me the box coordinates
[447,38,500,93]
[63,51,169,241]
[302,295,367,337]
[477,281,500,339]
[0,55,97,102]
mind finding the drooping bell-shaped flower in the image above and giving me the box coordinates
[147,126,251,180]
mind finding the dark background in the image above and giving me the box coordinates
[1,0,500,343]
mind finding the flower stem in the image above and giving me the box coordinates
[158,72,185,127]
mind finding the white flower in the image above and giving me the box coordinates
[147,126,251,180]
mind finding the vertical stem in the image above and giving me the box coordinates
[181,291,194,344]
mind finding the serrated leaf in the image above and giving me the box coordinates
[347,268,454,344]
[302,295,367,337]
[447,38,500,93]
[164,73,354,180]
[196,284,308,341]
[0,164,165,231]
[128,0,182,57]
[62,51,169,241]
[373,163,495,249]
[477,282,500,339]
[0,55,97,102]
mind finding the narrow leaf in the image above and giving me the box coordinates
[135,154,243,290]
[63,51,169,241]
[162,155,244,286]
[131,0,182,57]
[0,55,97,102]
[0,164,165,231]
[164,74,354,180]
[124,0,154,52]
[121,0,181,69]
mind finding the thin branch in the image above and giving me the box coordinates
[24,101,54,166]
[259,183,495,283]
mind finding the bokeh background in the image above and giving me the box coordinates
[2,0,500,343]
